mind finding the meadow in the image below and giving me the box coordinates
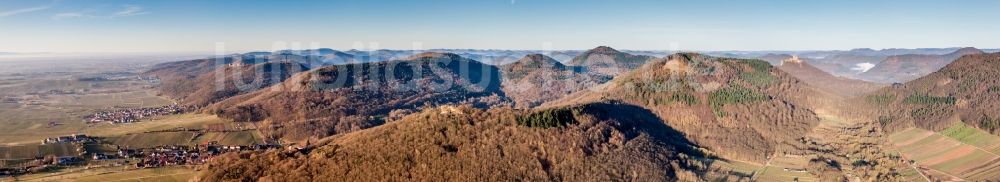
[939,122,1000,154]
[704,156,818,182]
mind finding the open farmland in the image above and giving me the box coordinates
[193,130,265,146]
[105,130,265,148]
[939,122,1000,154]
[705,159,758,180]
[0,79,173,145]
[889,127,1000,181]
[4,166,196,182]
[754,166,818,182]
[0,114,259,167]
[83,114,227,137]
[105,131,200,148]
[0,143,79,160]
[704,156,818,182]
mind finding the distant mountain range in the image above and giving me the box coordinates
[773,56,887,97]
[858,47,984,83]
[751,47,987,84]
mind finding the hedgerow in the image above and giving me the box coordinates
[866,94,895,105]
[989,86,1000,93]
[981,115,1000,134]
[904,94,955,105]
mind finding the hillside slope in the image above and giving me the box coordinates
[181,62,309,106]
[500,54,611,108]
[204,52,508,142]
[567,46,655,76]
[809,53,886,77]
[859,47,984,83]
[144,54,319,106]
[199,103,724,181]
[776,56,886,97]
[865,53,1000,133]
[144,56,252,101]
[544,53,824,163]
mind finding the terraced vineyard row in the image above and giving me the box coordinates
[889,126,1000,181]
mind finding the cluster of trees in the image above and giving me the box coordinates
[618,78,701,107]
[612,53,654,70]
[866,94,896,105]
[740,72,776,87]
[904,94,956,105]
[877,116,895,128]
[515,108,579,128]
[739,59,772,73]
[735,60,776,87]
[661,93,699,106]
[910,108,933,119]
[956,79,978,93]
[980,115,1000,134]
[708,86,768,117]
[990,86,1000,93]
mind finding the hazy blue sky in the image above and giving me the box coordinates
[1,0,998,53]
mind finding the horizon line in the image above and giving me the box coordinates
[3,46,997,55]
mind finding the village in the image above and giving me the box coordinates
[126,143,281,168]
[41,134,95,144]
[2,133,281,177]
[83,104,187,124]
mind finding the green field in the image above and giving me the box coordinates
[939,122,1000,154]
[704,158,817,182]
[755,166,817,182]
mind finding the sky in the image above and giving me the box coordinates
[0,0,998,53]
